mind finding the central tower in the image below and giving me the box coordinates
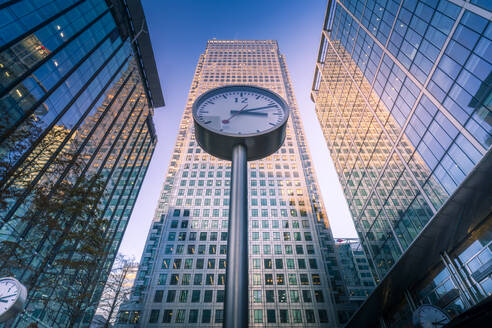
[118,40,347,327]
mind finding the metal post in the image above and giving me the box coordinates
[224,144,248,328]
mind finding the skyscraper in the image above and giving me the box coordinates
[0,0,163,327]
[117,40,349,327]
[312,0,491,326]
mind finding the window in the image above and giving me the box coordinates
[202,309,211,323]
[278,290,287,303]
[298,259,306,269]
[300,274,309,285]
[194,274,202,285]
[162,310,172,323]
[219,259,226,269]
[315,290,325,302]
[309,258,318,269]
[287,259,295,269]
[182,274,190,285]
[158,274,167,285]
[189,309,198,323]
[302,290,312,302]
[319,309,329,323]
[265,274,273,285]
[306,310,315,323]
[191,290,200,302]
[204,290,213,302]
[179,290,188,302]
[266,290,274,302]
[254,310,263,323]
[215,310,224,323]
[170,274,179,285]
[267,309,276,323]
[264,259,272,269]
[173,259,181,269]
[275,259,283,269]
[176,309,185,323]
[292,309,302,323]
[312,274,321,285]
[280,309,289,323]
[253,290,262,303]
[253,274,261,285]
[153,290,163,303]
[208,259,216,269]
[149,309,159,323]
[196,258,204,269]
[288,274,297,285]
[290,290,299,302]
[253,259,260,269]
[206,274,214,285]
[216,290,224,302]
[166,290,176,303]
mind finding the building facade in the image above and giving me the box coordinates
[311,0,491,326]
[117,40,350,327]
[334,238,375,305]
[0,0,163,327]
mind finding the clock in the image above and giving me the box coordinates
[412,304,450,328]
[192,85,289,161]
[0,277,27,323]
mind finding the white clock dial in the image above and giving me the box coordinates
[195,89,287,135]
[0,277,27,323]
[413,304,450,328]
[0,279,19,315]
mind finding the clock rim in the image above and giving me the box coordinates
[192,85,289,138]
[412,304,450,326]
[0,277,27,323]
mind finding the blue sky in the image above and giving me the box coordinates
[119,0,357,260]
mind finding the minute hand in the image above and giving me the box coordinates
[230,105,277,113]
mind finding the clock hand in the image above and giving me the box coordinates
[237,105,277,112]
[0,294,17,299]
[229,110,268,116]
[222,104,248,124]
[0,300,8,303]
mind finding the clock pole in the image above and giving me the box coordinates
[224,144,248,328]
[192,85,289,328]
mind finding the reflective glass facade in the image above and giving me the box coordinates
[0,0,162,327]
[117,40,349,327]
[312,0,491,326]
[335,238,375,304]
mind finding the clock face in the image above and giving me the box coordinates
[413,304,450,328]
[193,87,288,136]
[0,278,19,316]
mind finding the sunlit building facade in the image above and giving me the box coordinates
[312,0,491,326]
[117,40,350,327]
[0,0,163,327]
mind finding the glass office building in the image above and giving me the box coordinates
[311,0,491,326]
[0,0,163,327]
[116,40,350,327]
[335,238,375,305]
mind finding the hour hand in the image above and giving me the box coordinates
[230,110,267,116]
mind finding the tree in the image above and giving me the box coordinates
[0,120,111,327]
[93,254,138,328]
